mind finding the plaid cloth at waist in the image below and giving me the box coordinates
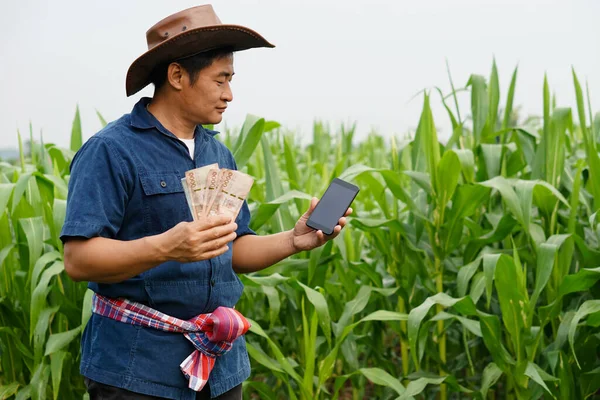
[91,293,251,392]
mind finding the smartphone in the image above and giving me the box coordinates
[306,178,359,235]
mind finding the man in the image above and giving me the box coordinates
[61,4,350,400]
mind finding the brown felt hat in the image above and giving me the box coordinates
[125,4,275,96]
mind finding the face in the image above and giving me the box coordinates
[175,55,234,125]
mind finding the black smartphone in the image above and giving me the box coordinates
[306,178,359,235]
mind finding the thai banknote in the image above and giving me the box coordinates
[184,163,218,220]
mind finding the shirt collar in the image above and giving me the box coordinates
[129,97,219,138]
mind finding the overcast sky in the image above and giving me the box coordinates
[1,0,598,149]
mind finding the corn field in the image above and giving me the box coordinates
[1,60,600,400]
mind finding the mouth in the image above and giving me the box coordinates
[216,107,227,113]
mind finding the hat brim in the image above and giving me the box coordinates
[126,25,274,96]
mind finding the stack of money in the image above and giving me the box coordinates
[181,164,254,221]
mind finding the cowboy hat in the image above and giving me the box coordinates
[125,4,274,96]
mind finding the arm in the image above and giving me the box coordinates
[232,198,351,274]
[64,217,237,284]
[231,231,296,274]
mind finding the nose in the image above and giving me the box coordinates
[221,82,233,102]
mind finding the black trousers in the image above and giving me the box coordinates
[84,378,242,400]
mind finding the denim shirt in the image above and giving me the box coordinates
[60,97,255,399]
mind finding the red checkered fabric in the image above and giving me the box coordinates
[91,293,250,391]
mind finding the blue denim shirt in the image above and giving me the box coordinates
[60,97,254,399]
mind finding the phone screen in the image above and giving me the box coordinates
[307,179,359,235]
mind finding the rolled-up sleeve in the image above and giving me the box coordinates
[60,137,131,242]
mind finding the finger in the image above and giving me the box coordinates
[344,207,353,217]
[202,222,238,241]
[196,214,232,230]
[203,231,237,251]
[201,245,229,260]
[316,230,325,241]
[306,197,318,215]
[338,217,347,227]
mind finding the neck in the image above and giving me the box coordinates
[147,94,196,140]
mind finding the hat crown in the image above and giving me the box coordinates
[145,5,222,50]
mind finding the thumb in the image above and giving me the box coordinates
[304,197,319,217]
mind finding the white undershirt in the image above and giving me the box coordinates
[180,138,195,159]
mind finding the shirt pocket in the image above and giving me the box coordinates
[139,170,191,234]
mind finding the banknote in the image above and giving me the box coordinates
[182,164,254,221]
[211,170,254,219]
[203,168,222,217]
[185,163,218,220]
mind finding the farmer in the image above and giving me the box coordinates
[60,4,351,400]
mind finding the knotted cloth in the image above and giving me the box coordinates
[91,293,250,391]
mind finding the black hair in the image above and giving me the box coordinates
[149,46,234,92]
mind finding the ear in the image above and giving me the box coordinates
[166,62,185,91]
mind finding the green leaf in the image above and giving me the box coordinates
[19,217,45,274]
[420,93,441,192]
[297,282,331,345]
[558,267,600,297]
[479,176,524,226]
[399,377,446,400]
[487,59,500,136]
[249,190,312,231]
[30,261,64,342]
[33,305,59,365]
[407,293,477,367]
[478,311,515,371]
[233,115,267,169]
[242,273,289,287]
[480,362,503,398]
[30,251,61,298]
[480,144,504,179]
[524,362,558,398]
[334,286,397,336]
[545,108,572,187]
[0,183,15,215]
[247,318,307,392]
[359,368,406,396]
[260,135,295,231]
[483,254,501,309]
[45,326,81,356]
[494,254,529,357]
[502,65,518,130]
[467,74,489,144]
[530,241,563,307]
[11,172,33,214]
[431,311,482,336]
[81,289,94,328]
[0,383,20,399]
[573,68,600,210]
[70,104,83,152]
[15,385,32,400]
[242,381,278,400]
[95,109,108,127]
[452,149,476,183]
[457,258,481,297]
[51,351,68,400]
[568,300,600,368]
[436,150,461,208]
[30,363,50,400]
[246,341,284,373]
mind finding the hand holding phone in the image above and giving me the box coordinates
[306,178,359,235]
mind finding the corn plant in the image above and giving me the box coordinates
[1,61,599,400]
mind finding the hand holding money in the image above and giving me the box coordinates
[182,164,254,221]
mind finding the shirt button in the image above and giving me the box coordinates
[160,181,167,188]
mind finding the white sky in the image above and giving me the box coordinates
[1,0,598,149]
